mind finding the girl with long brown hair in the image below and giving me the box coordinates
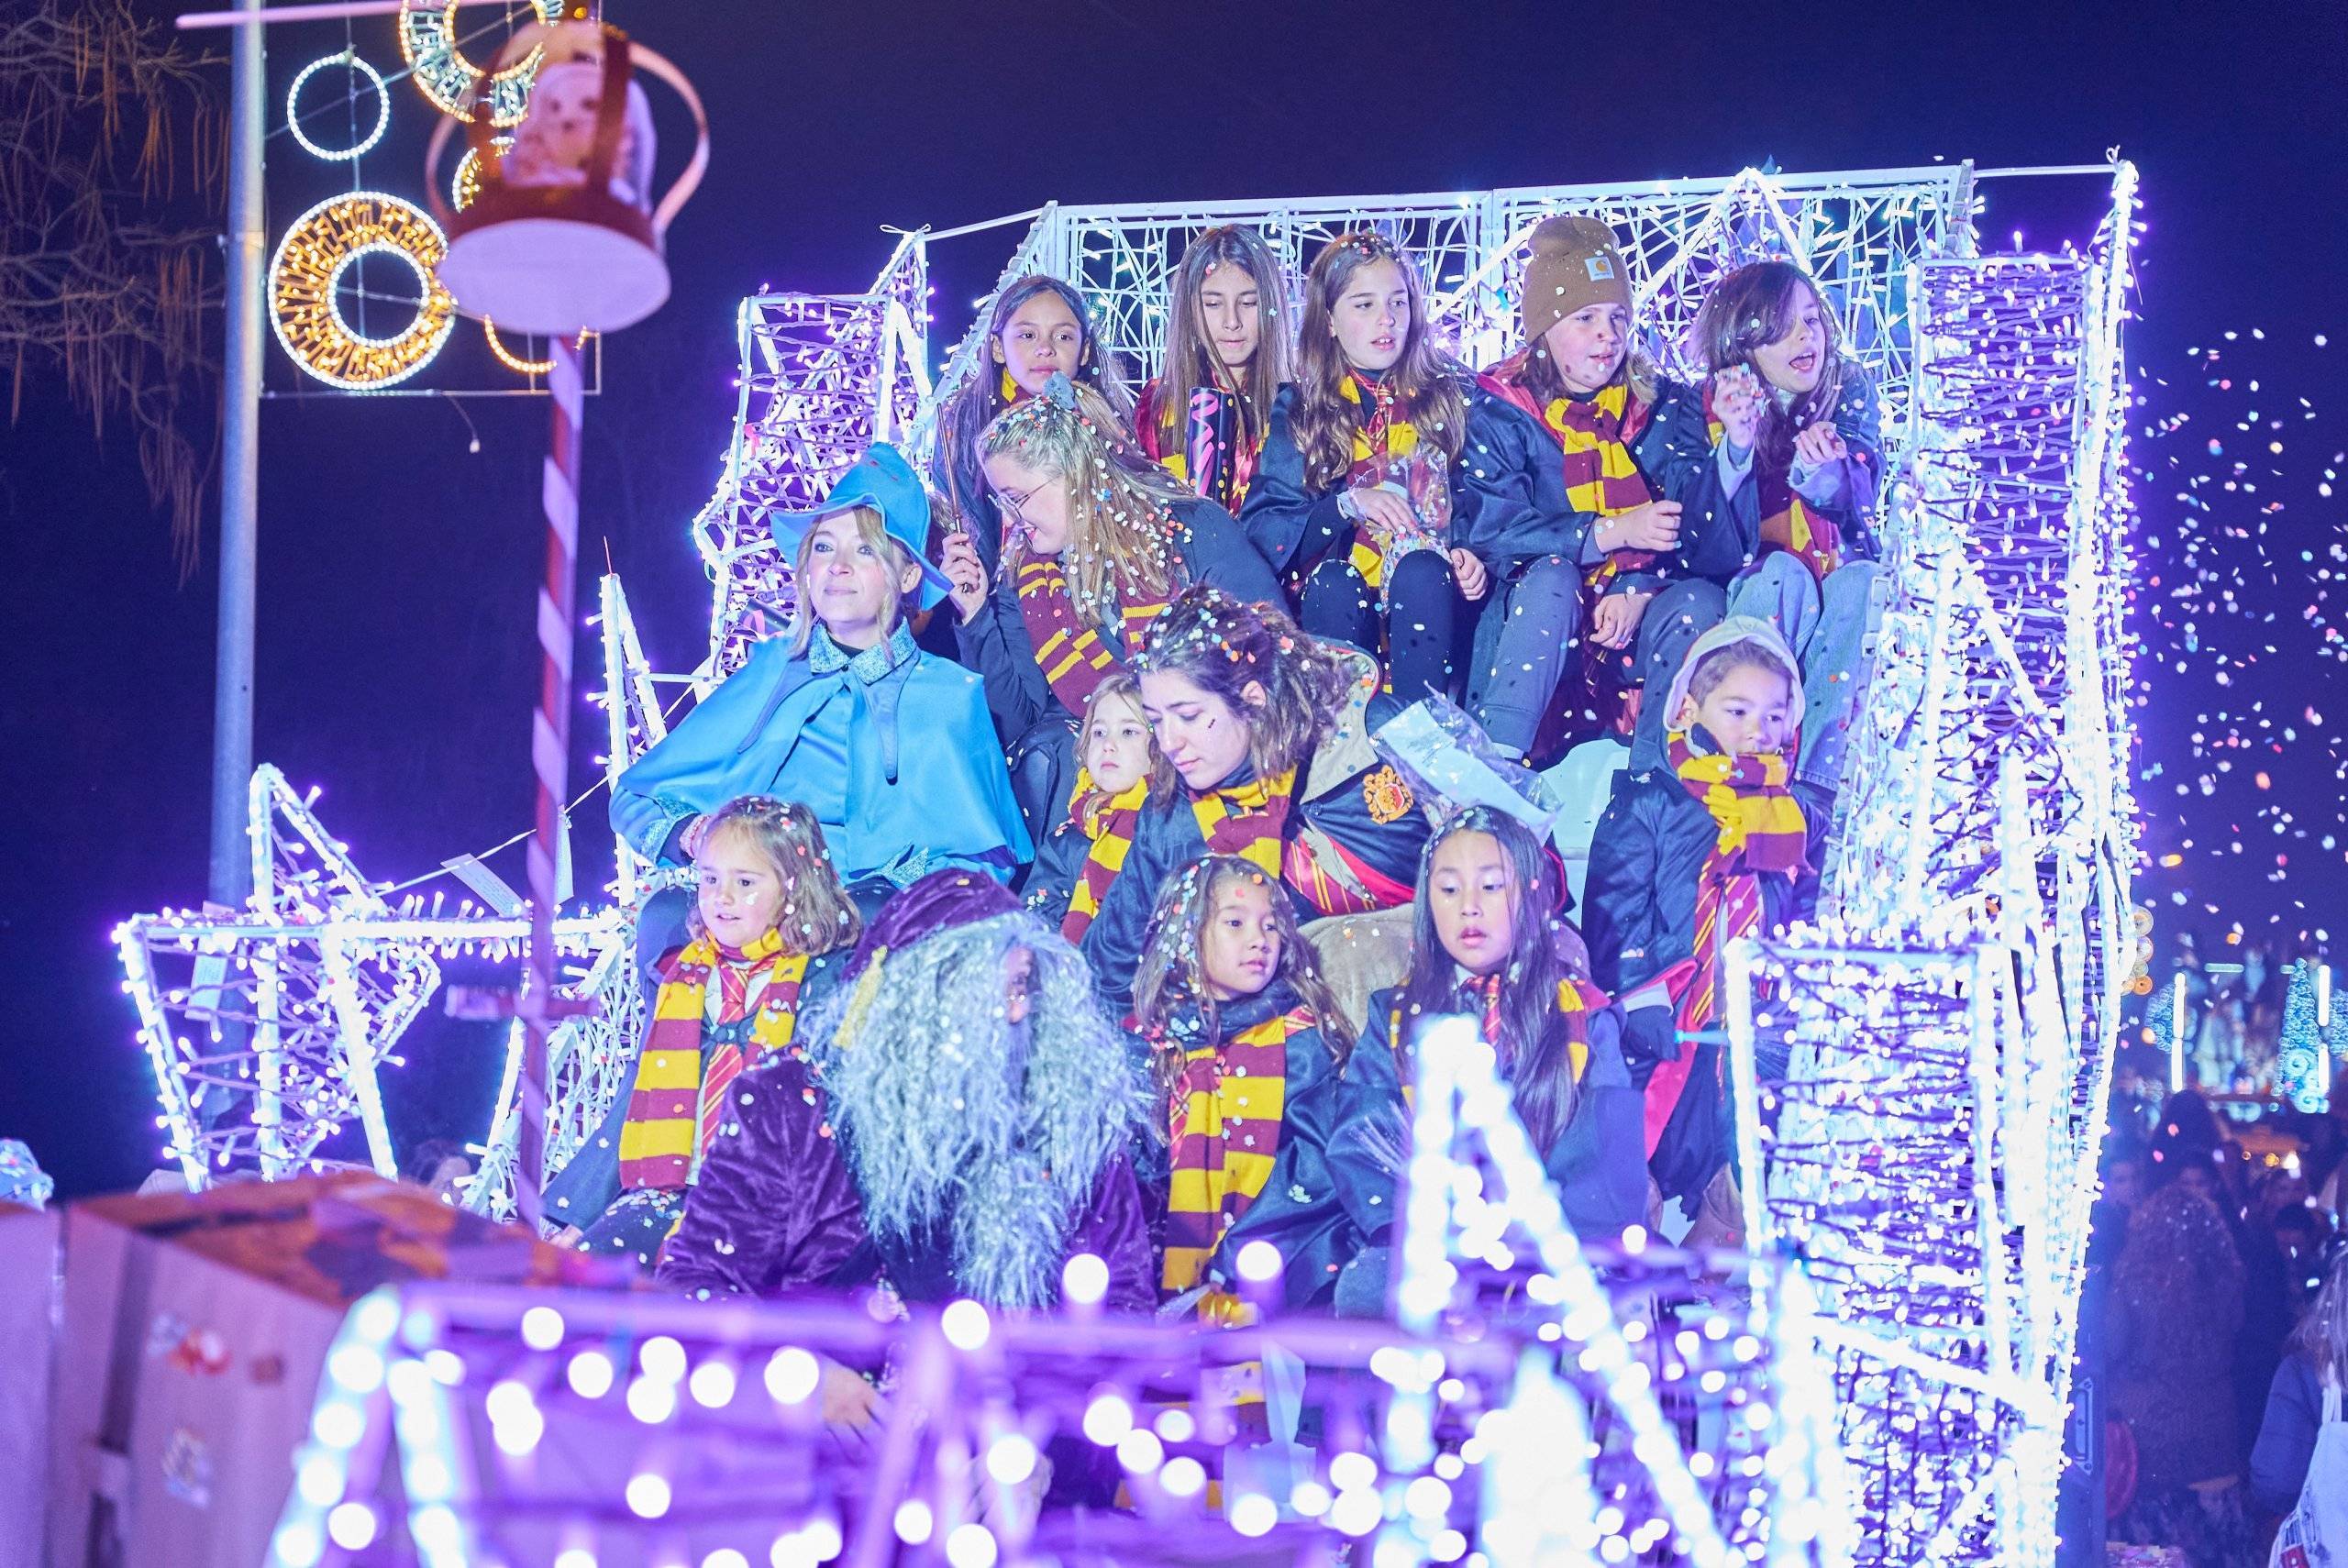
[1346,808,1647,1239]
[1692,259,1886,790]
[930,276,1135,580]
[1135,226,1293,512]
[1240,231,1589,742]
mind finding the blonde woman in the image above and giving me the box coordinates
[940,374,1279,845]
[614,444,1030,920]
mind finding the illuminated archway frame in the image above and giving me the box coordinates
[269,192,456,391]
[397,0,561,127]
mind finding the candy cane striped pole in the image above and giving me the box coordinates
[517,334,582,1229]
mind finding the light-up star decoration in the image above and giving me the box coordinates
[116,577,676,1212]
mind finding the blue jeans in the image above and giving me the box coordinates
[1626,579,1729,774]
[1466,556,1582,756]
[1725,554,1884,790]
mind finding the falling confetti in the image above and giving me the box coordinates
[2130,332,2346,946]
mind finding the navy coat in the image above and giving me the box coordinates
[1238,381,1594,588]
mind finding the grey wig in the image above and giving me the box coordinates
[800,911,1150,1309]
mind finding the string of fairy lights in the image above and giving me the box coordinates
[266,1,586,392]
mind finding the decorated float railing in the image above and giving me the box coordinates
[267,1025,1852,1568]
[121,159,2138,1568]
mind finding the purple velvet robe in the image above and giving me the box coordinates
[656,1054,1155,1314]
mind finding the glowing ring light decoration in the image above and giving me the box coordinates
[285,50,389,161]
[269,193,456,391]
[451,138,514,213]
[398,0,560,127]
[482,321,591,377]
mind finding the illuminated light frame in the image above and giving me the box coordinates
[117,580,676,1209]
[269,1043,1849,1568]
[285,50,390,161]
[692,164,1999,676]
[1728,165,2141,1568]
[691,230,933,680]
[1393,1015,1854,1568]
[113,765,630,1188]
[395,0,559,127]
[269,192,456,391]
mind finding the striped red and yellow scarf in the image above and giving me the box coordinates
[1191,767,1297,878]
[1015,558,1168,715]
[1388,976,1601,1110]
[617,931,810,1191]
[1542,383,1657,593]
[1638,734,1804,1158]
[1669,732,1808,1033]
[1704,391,1843,582]
[1472,972,1600,1077]
[1338,371,1422,591]
[1059,769,1151,944]
[1487,351,1656,591]
[1145,381,1260,512]
[1161,1002,1314,1292]
[999,367,1029,407]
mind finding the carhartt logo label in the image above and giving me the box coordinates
[1586,257,1615,282]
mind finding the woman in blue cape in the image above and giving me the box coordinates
[613,445,1031,919]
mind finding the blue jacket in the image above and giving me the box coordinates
[1192,986,1390,1314]
[610,621,1031,885]
[1346,981,1649,1243]
[953,495,1283,742]
[1472,369,1745,594]
[1582,766,1829,1014]
[1238,381,1590,587]
[1707,369,1886,578]
[1581,764,1829,1204]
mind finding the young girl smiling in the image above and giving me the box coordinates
[1244,234,1510,709]
[1136,226,1292,511]
[1243,230,1590,740]
[932,276,1135,580]
[550,796,862,1265]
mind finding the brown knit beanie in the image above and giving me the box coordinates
[1520,215,1632,343]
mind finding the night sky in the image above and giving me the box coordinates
[5,1,2343,1198]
